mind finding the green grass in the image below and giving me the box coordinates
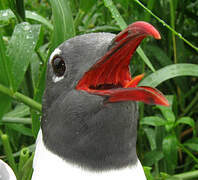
[0,0,198,179]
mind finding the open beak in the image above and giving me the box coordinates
[76,21,169,106]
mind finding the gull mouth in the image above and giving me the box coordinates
[76,21,169,106]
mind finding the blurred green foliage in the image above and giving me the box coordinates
[0,0,198,179]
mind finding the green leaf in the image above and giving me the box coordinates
[139,64,198,87]
[103,0,156,72]
[157,96,175,132]
[31,53,47,137]
[31,48,48,137]
[18,148,30,179]
[0,0,9,9]
[79,0,95,13]
[114,0,129,10]
[26,10,53,31]
[143,150,164,166]
[50,0,75,51]
[170,171,198,180]
[0,94,11,120]
[162,134,178,174]
[0,32,11,119]
[4,104,30,118]
[184,138,198,152]
[1,133,18,177]
[31,110,41,138]
[2,104,32,124]
[7,0,22,23]
[6,22,41,91]
[145,45,172,66]
[143,127,156,150]
[141,116,166,126]
[136,48,156,72]
[144,0,156,22]
[21,152,34,180]
[2,117,31,124]
[0,9,53,30]
[143,166,154,180]
[176,117,195,135]
[15,0,25,21]
[85,25,120,33]
[103,0,126,29]
[3,104,30,124]
[0,32,11,86]
[0,84,42,112]
[12,144,35,158]
[0,9,15,23]
[6,124,33,136]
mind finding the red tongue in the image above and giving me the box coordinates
[76,21,169,106]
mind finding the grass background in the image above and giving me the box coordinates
[0,0,198,179]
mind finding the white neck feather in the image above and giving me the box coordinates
[32,130,146,180]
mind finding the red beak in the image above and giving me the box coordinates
[76,21,169,106]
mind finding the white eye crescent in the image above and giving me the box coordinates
[49,48,66,83]
[49,48,61,64]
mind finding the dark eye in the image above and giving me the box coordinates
[52,56,66,77]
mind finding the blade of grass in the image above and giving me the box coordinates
[143,127,156,150]
[181,92,198,117]
[139,64,198,87]
[176,117,196,136]
[31,46,51,137]
[50,0,75,52]
[103,0,127,29]
[8,0,22,22]
[0,131,18,178]
[18,148,29,179]
[134,0,198,52]
[184,138,198,152]
[74,9,85,29]
[21,152,34,180]
[82,2,103,31]
[26,10,53,31]
[171,170,198,180]
[15,0,25,21]
[0,9,53,30]
[169,0,177,63]
[162,134,178,174]
[2,117,31,124]
[143,167,154,180]
[0,9,15,24]
[6,124,33,137]
[0,0,9,9]
[0,144,35,159]
[85,25,120,33]
[103,0,156,72]
[31,50,50,138]
[144,0,155,22]
[0,83,41,112]
[75,0,96,30]
[0,32,12,88]
[0,32,12,119]
[137,48,155,72]
[4,104,30,118]
[145,45,172,66]
[178,143,198,164]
